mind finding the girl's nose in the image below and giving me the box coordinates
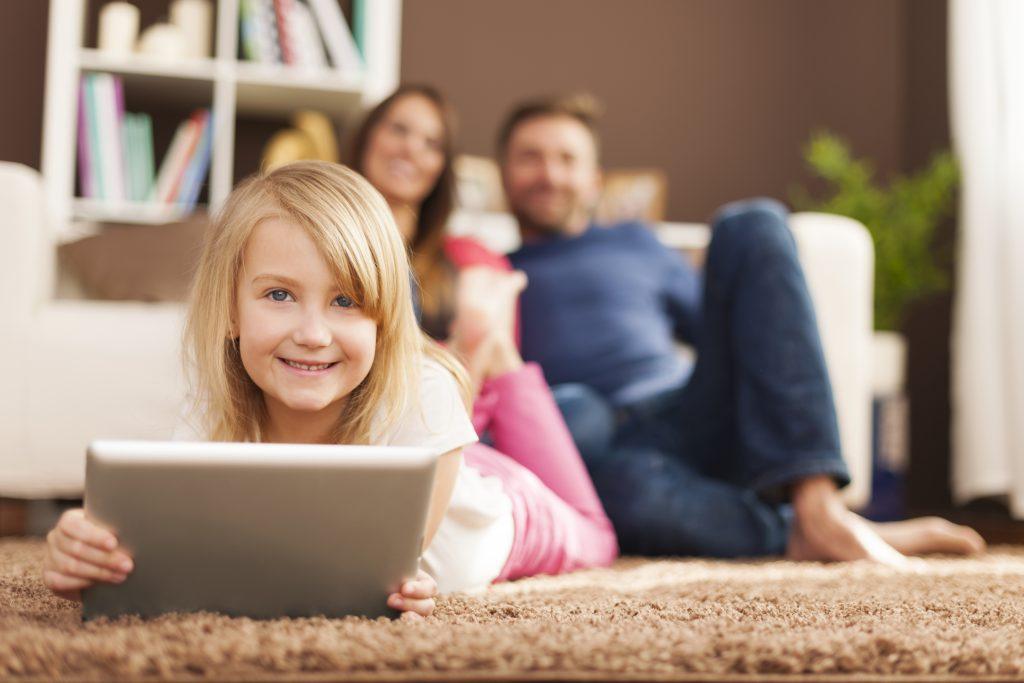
[293,310,331,347]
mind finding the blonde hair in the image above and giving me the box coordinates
[183,160,469,444]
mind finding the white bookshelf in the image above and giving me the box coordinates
[41,0,401,243]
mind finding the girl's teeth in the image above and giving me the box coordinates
[285,360,331,371]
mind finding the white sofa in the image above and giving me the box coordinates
[0,161,875,507]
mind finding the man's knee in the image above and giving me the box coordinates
[710,197,795,262]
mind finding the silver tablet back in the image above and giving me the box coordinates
[82,440,439,621]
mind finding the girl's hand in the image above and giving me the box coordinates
[386,568,437,621]
[41,508,134,602]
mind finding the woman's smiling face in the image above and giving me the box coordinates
[361,93,446,211]
[235,217,378,428]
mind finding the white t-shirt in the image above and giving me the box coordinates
[377,358,514,594]
[173,357,515,594]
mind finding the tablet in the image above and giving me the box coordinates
[82,440,440,621]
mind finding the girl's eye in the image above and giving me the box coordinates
[268,289,293,302]
[333,295,355,308]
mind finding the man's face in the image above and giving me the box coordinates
[501,115,602,238]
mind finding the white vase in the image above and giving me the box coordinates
[871,330,907,397]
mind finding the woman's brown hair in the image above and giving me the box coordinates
[350,85,458,334]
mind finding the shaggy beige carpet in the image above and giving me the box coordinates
[4,538,1024,682]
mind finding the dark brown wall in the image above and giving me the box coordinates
[902,0,955,511]
[0,0,48,170]
[401,0,913,222]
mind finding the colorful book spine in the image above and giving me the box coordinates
[153,119,194,203]
[137,114,155,202]
[83,75,106,200]
[94,73,125,202]
[76,75,175,209]
[352,0,365,60]
[253,0,282,64]
[307,0,363,74]
[113,75,127,200]
[164,110,206,203]
[76,77,94,198]
[122,113,136,201]
[178,111,213,209]
[289,0,328,69]
[274,0,295,65]
[239,0,259,61]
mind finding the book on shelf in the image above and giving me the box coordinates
[177,110,214,209]
[351,0,365,59]
[153,108,212,208]
[240,0,363,75]
[78,73,211,214]
[180,113,214,208]
[288,0,329,69]
[76,81,94,198]
[307,0,363,74]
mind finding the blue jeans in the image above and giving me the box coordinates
[556,199,849,558]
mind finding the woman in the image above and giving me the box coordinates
[351,85,619,592]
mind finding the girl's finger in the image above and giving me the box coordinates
[400,610,424,622]
[58,510,118,552]
[50,528,133,574]
[42,569,92,594]
[401,578,436,600]
[392,596,434,618]
[48,544,128,584]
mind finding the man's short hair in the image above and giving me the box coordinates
[496,92,603,161]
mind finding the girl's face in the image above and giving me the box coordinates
[361,93,446,211]
[235,217,378,428]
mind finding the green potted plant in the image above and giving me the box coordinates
[792,131,958,390]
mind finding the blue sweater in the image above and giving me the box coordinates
[509,222,702,407]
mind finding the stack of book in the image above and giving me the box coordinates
[77,73,213,211]
[239,0,363,75]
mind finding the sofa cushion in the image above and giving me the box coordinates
[57,214,207,302]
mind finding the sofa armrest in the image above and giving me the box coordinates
[0,302,186,497]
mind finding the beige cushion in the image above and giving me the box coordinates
[57,215,207,302]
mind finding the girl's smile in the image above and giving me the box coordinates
[278,357,339,374]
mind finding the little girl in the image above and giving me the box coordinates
[42,161,615,618]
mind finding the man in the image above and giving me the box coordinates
[499,93,985,562]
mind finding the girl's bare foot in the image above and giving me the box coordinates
[871,517,986,556]
[450,267,528,390]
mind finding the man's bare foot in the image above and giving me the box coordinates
[787,475,909,566]
[786,476,987,564]
[871,517,986,556]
